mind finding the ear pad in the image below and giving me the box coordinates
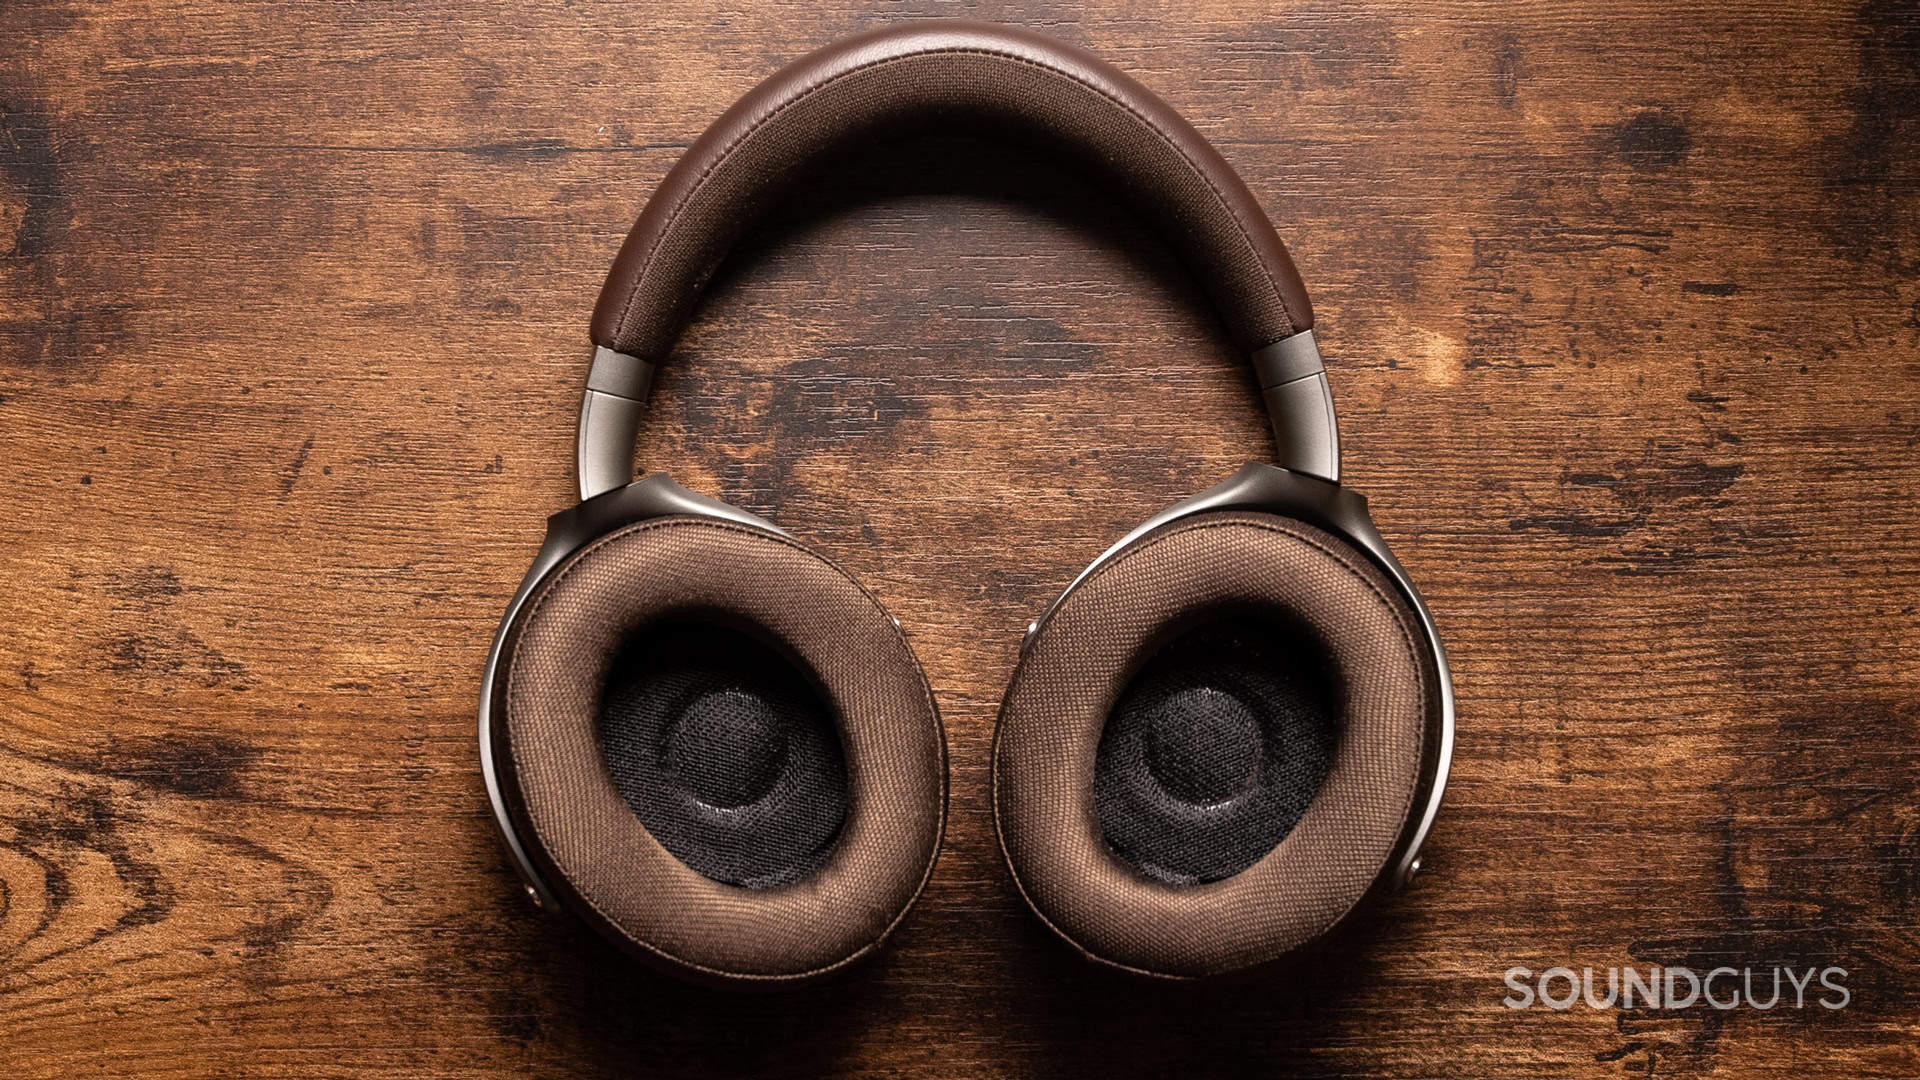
[495,516,946,985]
[993,512,1434,979]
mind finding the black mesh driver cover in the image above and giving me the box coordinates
[1094,612,1340,885]
[596,619,848,888]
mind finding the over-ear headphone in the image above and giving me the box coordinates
[479,20,1453,987]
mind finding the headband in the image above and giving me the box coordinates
[577,21,1338,498]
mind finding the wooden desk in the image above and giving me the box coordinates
[2,3,1914,1076]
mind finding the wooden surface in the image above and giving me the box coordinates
[2,2,1916,1076]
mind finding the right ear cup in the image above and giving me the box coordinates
[493,515,946,986]
[994,512,1435,979]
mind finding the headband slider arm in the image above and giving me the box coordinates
[577,347,658,501]
[586,346,657,400]
[1251,331,1340,484]
[1252,329,1325,388]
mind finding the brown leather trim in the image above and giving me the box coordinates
[590,20,1313,359]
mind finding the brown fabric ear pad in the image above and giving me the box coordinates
[498,516,946,984]
[993,512,1432,979]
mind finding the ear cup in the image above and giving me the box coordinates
[993,512,1434,979]
[495,516,946,985]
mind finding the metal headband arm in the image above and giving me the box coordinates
[1251,329,1341,484]
[576,347,658,501]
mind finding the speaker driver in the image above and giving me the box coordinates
[1094,614,1338,884]
[596,619,848,889]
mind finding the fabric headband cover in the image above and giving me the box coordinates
[578,20,1336,497]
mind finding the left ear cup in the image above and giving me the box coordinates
[993,512,1434,979]
[493,516,946,985]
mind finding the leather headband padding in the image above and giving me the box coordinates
[591,20,1314,359]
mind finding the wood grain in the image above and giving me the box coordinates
[2,1,1916,1076]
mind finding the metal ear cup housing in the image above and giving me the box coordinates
[480,475,948,986]
[994,463,1453,980]
[1020,460,1454,891]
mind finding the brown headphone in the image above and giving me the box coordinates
[479,20,1453,987]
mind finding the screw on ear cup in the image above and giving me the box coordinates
[993,512,1434,979]
[495,516,946,985]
